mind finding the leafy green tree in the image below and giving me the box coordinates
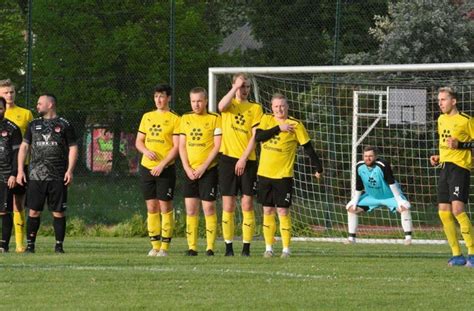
[0,0,26,97]
[344,0,473,64]
[30,0,225,173]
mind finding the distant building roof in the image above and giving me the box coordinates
[218,23,263,54]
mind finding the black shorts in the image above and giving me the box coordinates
[140,164,176,201]
[11,183,26,196]
[257,175,293,208]
[11,165,27,195]
[438,162,470,204]
[183,166,218,201]
[0,182,13,213]
[218,154,257,196]
[27,180,68,212]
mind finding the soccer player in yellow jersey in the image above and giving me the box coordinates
[0,79,33,253]
[218,73,263,256]
[430,87,474,267]
[136,84,180,257]
[179,87,222,256]
[256,93,323,258]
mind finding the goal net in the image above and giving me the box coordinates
[209,63,474,243]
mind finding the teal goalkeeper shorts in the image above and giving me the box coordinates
[357,193,408,213]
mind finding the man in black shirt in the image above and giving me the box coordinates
[0,97,22,252]
[17,94,78,253]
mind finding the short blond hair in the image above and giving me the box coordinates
[438,86,457,100]
[0,79,15,89]
[190,87,208,98]
[232,73,250,83]
[271,92,287,103]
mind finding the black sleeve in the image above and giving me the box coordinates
[255,126,281,142]
[458,141,474,149]
[23,122,32,144]
[11,125,22,147]
[302,141,323,173]
[378,159,396,185]
[11,127,22,176]
[11,148,19,176]
[65,122,77,146]
[355,163,364,191]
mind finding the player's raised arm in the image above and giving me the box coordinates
[218,75,246,112]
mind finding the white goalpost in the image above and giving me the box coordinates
[209,63,474,244]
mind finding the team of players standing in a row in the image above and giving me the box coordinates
[0,76,473,264]
[135,75,322,258]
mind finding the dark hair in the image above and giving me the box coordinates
[154,84,172,96]
[363,145,377,154]
[40,93,57,105]
[0,97,6,108]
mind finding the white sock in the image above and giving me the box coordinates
[282,247,290,254]
[265,245,273,252]
[348,212,358,235]
[400,210,413,235]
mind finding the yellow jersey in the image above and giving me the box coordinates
[180,111,222,170]
[5,105,33,136]
[257,114,311,178]
[138,110,180,169]
[438,112,474,170]
[220,98,263,161]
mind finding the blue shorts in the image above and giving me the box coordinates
[357,193,408,213]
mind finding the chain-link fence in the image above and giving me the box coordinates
[1,0,472,228]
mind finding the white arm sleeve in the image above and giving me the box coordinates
[389,184,411,209]
[346,190,362,210]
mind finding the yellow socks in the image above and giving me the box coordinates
[186,215,199,251]
[161,211,174,251]
[455,212,474,255]
[147,212,161,250]
[222,211,235,243]
[279,214,292,250]
[205,214,217,251]
[13,210,25,251]
[263,214,276,247]
[242,210,255,243]
[439,210,461,256]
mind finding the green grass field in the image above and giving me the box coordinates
[1,237,473,310]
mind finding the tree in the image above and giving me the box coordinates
[246,0,334,66]
[0,0,26,98]
[344,0,473,64]
[29,0,226,174]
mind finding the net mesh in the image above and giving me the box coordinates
[214,69,474,241]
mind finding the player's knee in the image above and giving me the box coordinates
[52,211,65,218]
[241,195,253,211]
[451,200,466,216]
[29,210,41,217]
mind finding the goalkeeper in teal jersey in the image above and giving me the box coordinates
[345,146,413,244]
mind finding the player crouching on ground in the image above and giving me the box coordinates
[345,146,413,245]
[255,93,323,258]
[179,87,221,256]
